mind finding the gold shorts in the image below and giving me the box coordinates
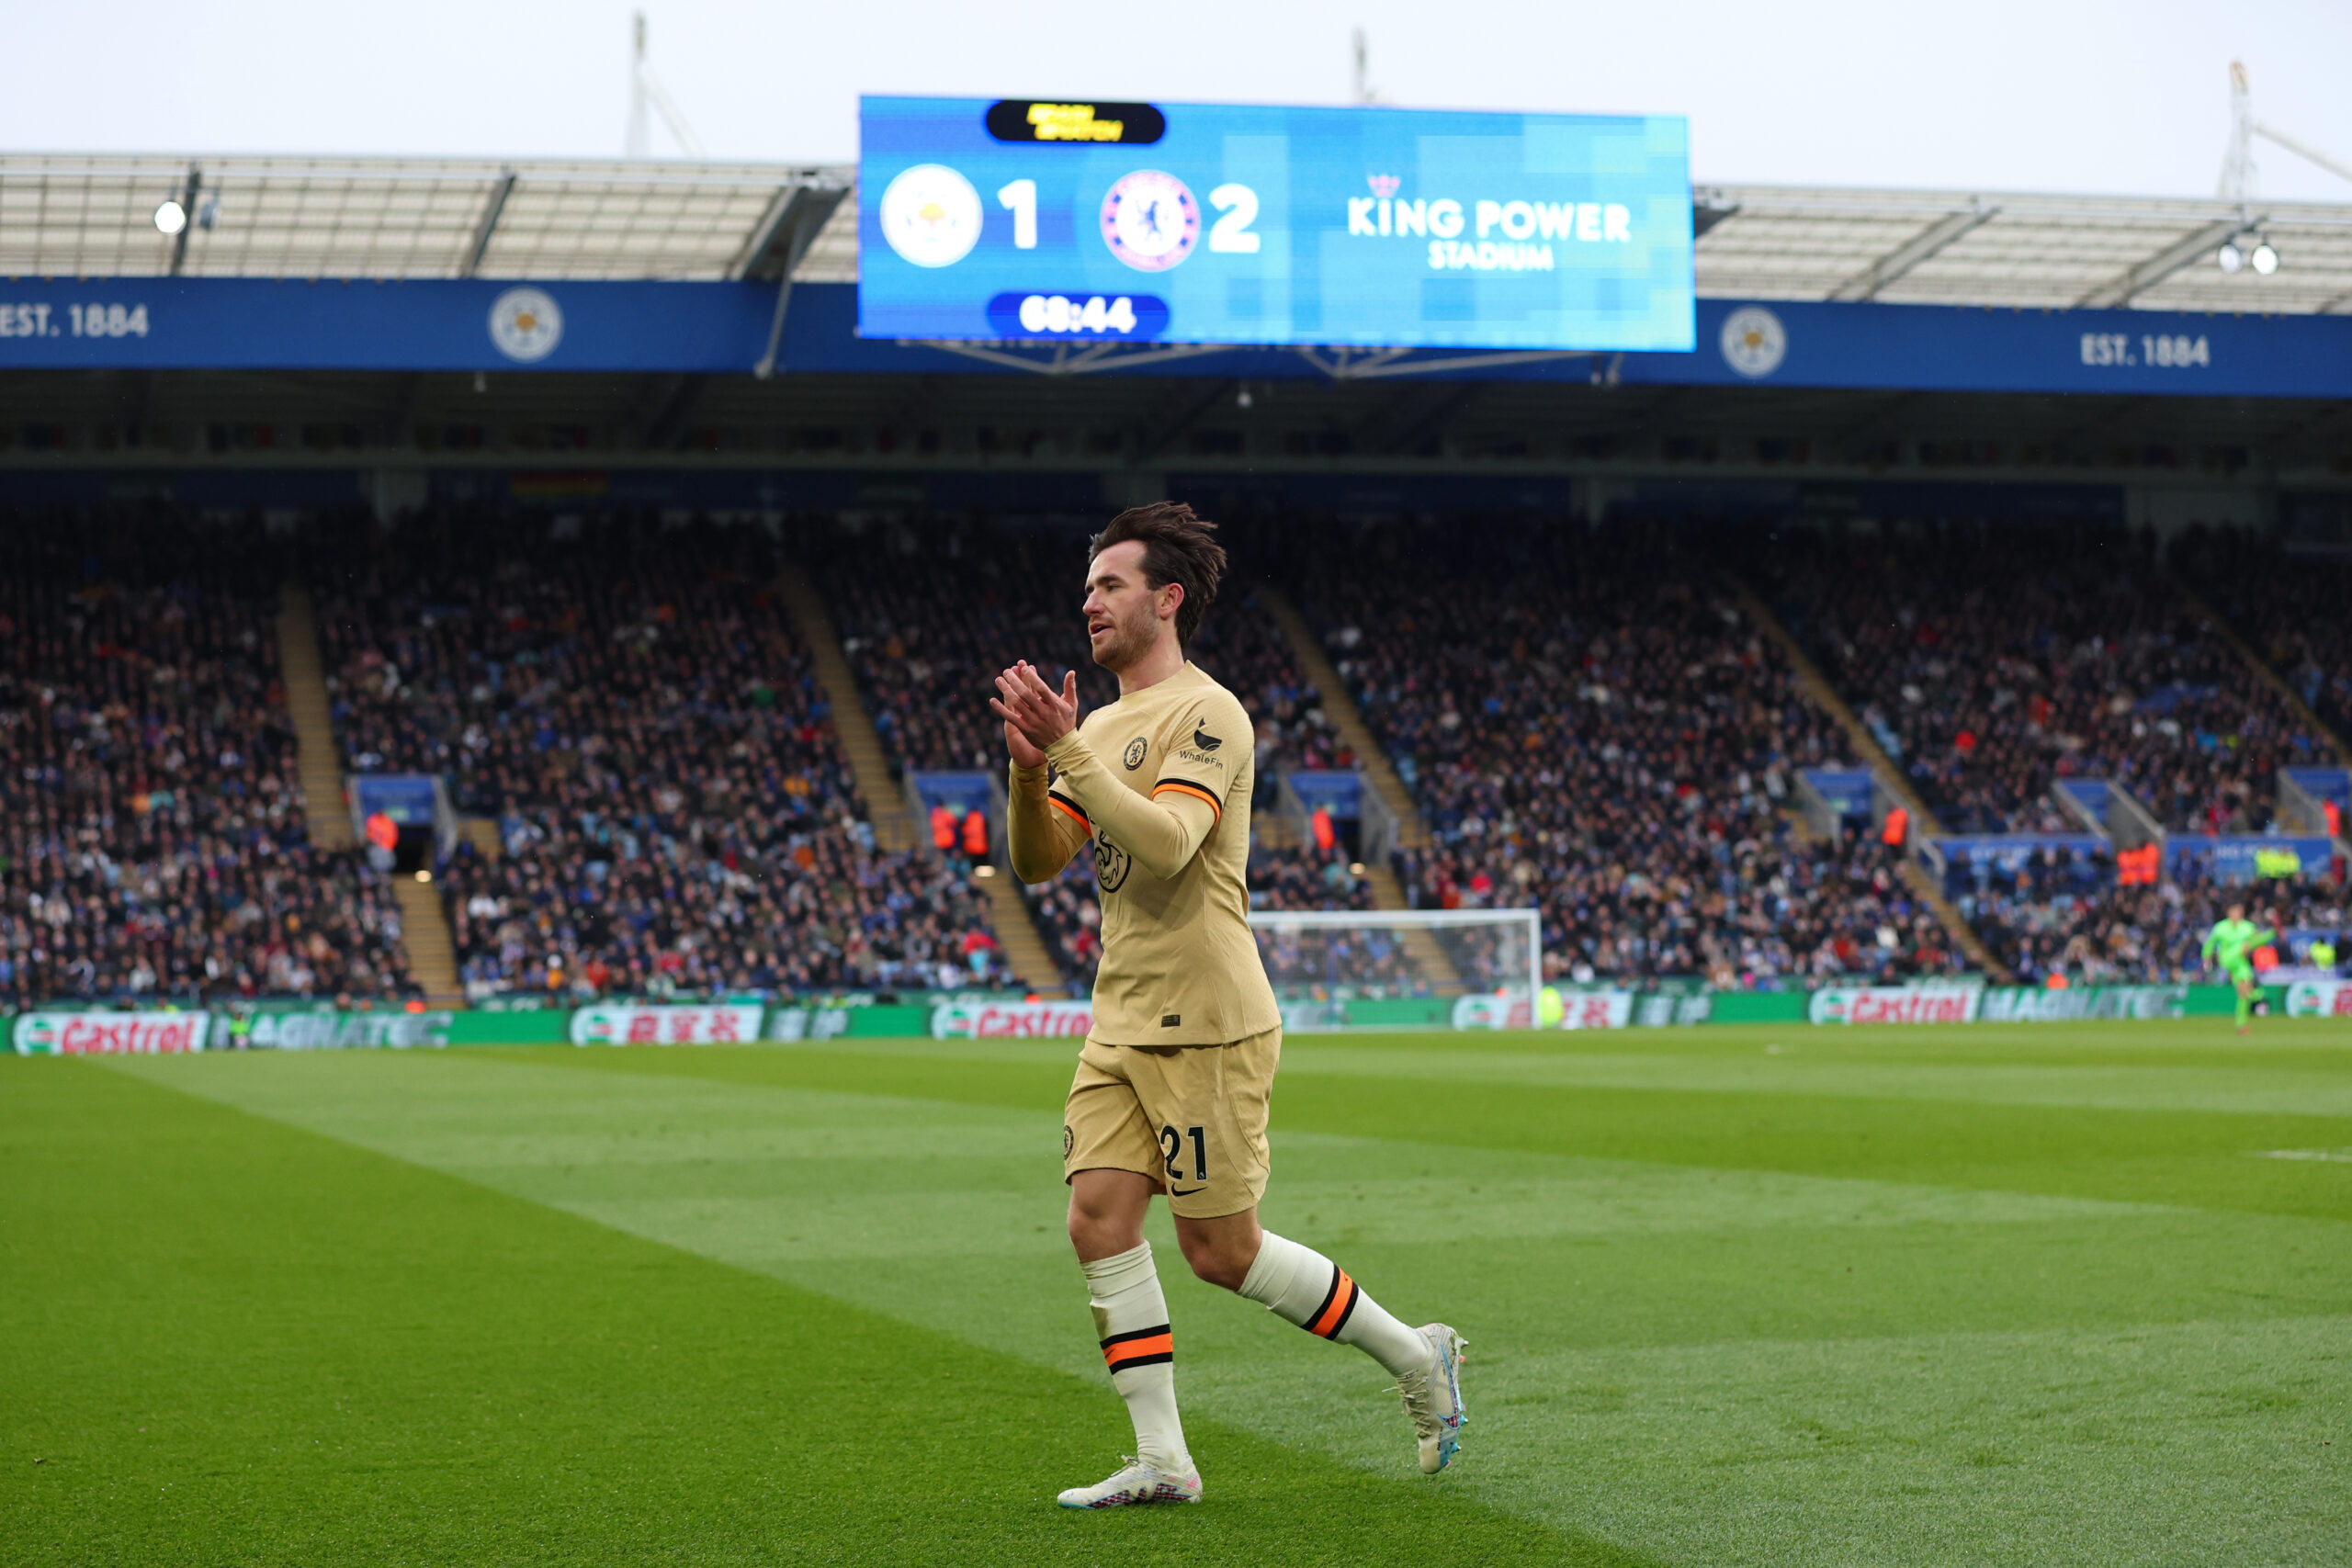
[1062,1027,1282,1219]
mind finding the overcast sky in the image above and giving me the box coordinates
[9,1,2351,200]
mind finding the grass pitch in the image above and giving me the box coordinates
[6,1021,2349,1565]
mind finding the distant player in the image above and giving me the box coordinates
[992,503,1465,1509]
[2202,901,2277,1034]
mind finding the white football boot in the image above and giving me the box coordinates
[1394,1324,1468,1474]
[1055,1455,1204,1509]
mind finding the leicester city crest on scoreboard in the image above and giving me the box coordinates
[488,287,564,363]
[879,164,984,269]
[1719,306,1787,379]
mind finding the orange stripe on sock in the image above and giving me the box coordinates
[1307,1269,1357,1338]
[1102,1331,1173,1369]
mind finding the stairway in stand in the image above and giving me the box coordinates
[392,877,464,1005]
[971,872,1066,995]
[277,583,465,1006]
[277,585,353,849]
[1255,584,1463,992]
[771,563,1067,991]
[772,564,918,852]
[2170,575,2352,763]
[1727,576,2009,981]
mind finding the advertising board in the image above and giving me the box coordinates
[1977,986,2192,1022]
[1807,987,1983,1025]
[245,1010,459,1049]
[2286,980,2352,1018]
[1451,992,1532,1030]
[12,1010,209,1055]
[931,999,1094,1038]
[1556,991,1637,1030]
[858,96,1693,351]
[568,1003,764,1046]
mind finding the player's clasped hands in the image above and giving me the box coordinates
[991,661,1081,764]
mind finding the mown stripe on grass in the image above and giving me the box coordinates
[507,1032,2352,1222]
[6,1057,1620,1568]
[108,1049,2352,1567]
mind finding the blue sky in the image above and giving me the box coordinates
[11,1,2352,199]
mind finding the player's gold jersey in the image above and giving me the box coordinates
[1011,662,1280,1046]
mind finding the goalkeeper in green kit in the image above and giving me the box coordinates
[2201,901,2277,1034]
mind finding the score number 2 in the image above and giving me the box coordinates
[997,178,1261,254]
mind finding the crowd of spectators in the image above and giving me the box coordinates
[1953,842,2345,983]
[1025,859,1103,990]
[814,517,1118,775]
[808,513,1362,985]
[313,508,1011,998]
[0,507,415,1006]
[1761,522,2326,836]
[1268,515,1964,987]
[1022,827,1390,995]
[1245,842,1426,992]
[812,513,1348,781]
[14,497,2339,1010]
[2181,526,2352,759]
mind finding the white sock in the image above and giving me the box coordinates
[1081,1242,1190,1472]
[1237,1231,1434,1380]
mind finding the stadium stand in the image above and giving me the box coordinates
[3,497,2338,1008]
[0,507,417,1007]
[1954,841,2342,984]
[1252,516,1965,986]
[2180,527,2352,757]
[1759,523,2330,836]
[806,513,1366,986]
[310,509,1013,998]
[809,514,1349,783]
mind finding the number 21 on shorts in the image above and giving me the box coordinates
[1160,1124,1206,1183]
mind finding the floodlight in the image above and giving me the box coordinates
[153,199,187,236]
[2251,243,2279,275]
[2216,243,2244,274]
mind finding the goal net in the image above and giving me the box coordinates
[1248,908,1542,1018]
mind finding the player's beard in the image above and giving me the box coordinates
[1089,600,1157,671]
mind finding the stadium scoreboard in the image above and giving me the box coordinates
[856,96,1694,352]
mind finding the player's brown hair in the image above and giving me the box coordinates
[1089,502,1226,650]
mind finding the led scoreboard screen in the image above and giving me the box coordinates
[856,96,1693,352]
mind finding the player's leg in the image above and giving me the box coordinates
[2230,962,2257,1032]
[1170,1205,1429,1373]
[1057,1043,1200,1507]
[1177,1207,1467,1472]
[1143,1029,1469,1473]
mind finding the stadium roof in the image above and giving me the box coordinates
[6,152,2351,313]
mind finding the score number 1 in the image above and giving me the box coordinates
[997,178,1261,254]
[999,180,1039,248]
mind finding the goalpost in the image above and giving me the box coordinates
[1247,907,1543,1010]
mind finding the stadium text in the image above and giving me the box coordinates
[13,1010,210,1055]
[1348,197,1630,272]
[2079,333,2211,368]
[0,303,155,339]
